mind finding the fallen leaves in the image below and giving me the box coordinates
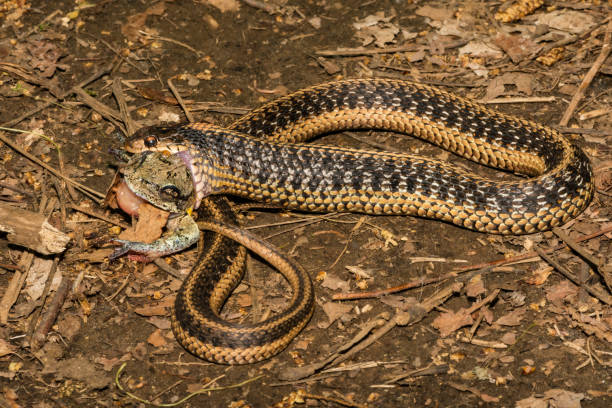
[516,389,584,408]
[353,12,400,48]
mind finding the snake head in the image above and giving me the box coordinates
[124,125,184,153]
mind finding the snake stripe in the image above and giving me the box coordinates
[173,196,314,364]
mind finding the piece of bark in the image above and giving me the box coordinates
[0,202,70,254]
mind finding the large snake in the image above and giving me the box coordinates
[114,78,593,364]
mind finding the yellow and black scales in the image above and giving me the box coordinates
[125,78,594,364]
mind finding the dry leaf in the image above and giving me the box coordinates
[494,33,540,63]
[536,10,596,34]
[516,389,584,408]
[353,12,399,48]
[319,302,352,328]
[465,274,486,298]
[321,273,350,291]
[495,307,526,326]
[545,281,578,305]
[415,5,454,21]
[133,304,169,317]
[147,329,167,347]
[201,0,240,13]
[432,308,473,337]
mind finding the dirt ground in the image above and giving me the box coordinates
[1,1,612,407]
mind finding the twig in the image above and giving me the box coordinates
[112,77,138,136]
[0,130,105,201]
[280,283,461,381]
[153,259,184,280]
[115,362,263,407]
[552,227,601,267]
[167,78,194,123]
[316,41,468,57]
[383,364,449,385]
[453,224,612,273]
[74,87,127,135]
[560,18,612,126]
[68,204,129,228]
[0,62,62,97]
[555,127,612,136]
[1,63,113,128]
[333,270,464,300]
[535,247,612,305]
[30,267,71,351]
[139,31,203,57]
[482,96,555,104]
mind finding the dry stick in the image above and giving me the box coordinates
[281,283,461,382]
[0,132,104,201]
[18,9,62,40]
[0,195,51,323]
[482,96,556,104]
[138,31,203,57]
[188,102,249,115]
[112,77,138,136]
[73,87,127,136]
[1,63,113,128]
[316,44,423,57]
[167,78,194,123]
[556,127,612,136]
[336,224,612,300]
[528,15,612,62]
[27,257,64,351]
[535,247,612,305]
[68,204,128,228]
[552,227,601,267]
[559,18,612,126]
[383,364,450,385]
[454,224,612,273]
[333,269,467,301]
[0,62,62,98]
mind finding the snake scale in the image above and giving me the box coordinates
[119,78,594,364]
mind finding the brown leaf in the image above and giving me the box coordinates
[147,329,167,347]
[121,2,167,41]
[319,302,353,329]
[493,33,540,63]
[516,389,584,408]
[147,316,171,330]
[118,202,169,243]
[546,281,578,305]
[432,308,473,337]
[321,273,350,292]
[133,304,169,317]
[495,307,526,326]
[415,5,454,21]
[465,274,486,298]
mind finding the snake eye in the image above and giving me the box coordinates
[160,185,182,200]
[144,135,158,148]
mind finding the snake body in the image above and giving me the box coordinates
[124,78,594,363]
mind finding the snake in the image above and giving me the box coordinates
[118,78,594,364]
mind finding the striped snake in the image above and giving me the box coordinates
[117,78,593,364]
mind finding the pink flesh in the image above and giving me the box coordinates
[116,181,145,216]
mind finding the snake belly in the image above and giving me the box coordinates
[125,78,594,364]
